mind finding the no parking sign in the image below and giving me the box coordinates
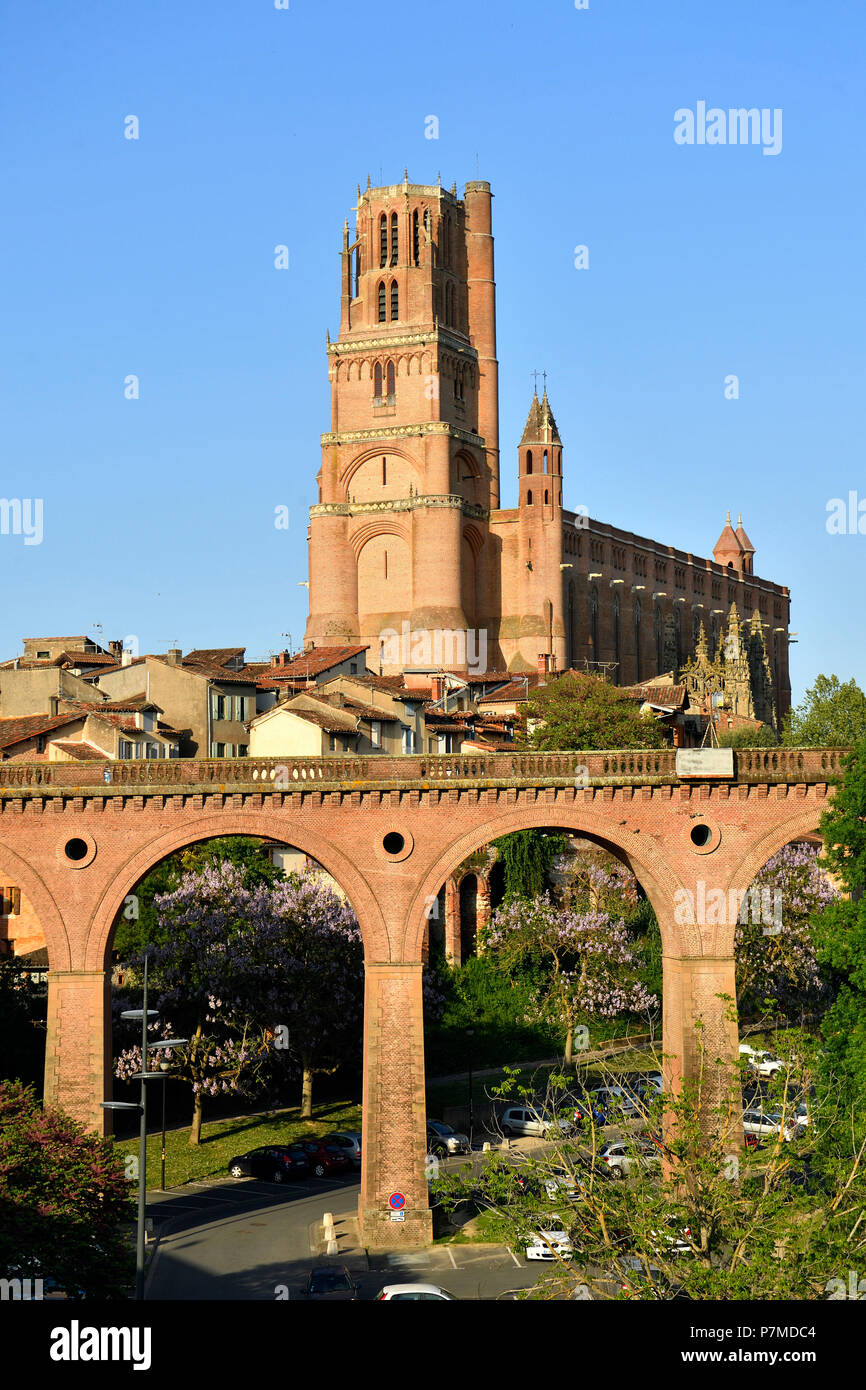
[389,1192,405,1221]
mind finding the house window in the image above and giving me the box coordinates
[378,282,386,322]
[212,742,226,758]
[390,280,399,320]
[36,650,49,659]
[235,696,246,721]
[146,744,159,759]
[329,734,337,752]
[370,720,382,748]
[119,740,133,758]
[212,693,226,720]
[401,727,416,754]
[390,212,398,265]
[36,735,46,754]
[236,744,248,757]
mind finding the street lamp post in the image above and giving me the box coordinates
[465,1027,475,1145]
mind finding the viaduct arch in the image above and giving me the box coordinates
[0,746,844,1246]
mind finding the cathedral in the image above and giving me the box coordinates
[303,173,792,724]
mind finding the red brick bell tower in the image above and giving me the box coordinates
[304,172,499,673]
[514,386,566,671]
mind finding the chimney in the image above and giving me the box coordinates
[121,650,133,667]
[430,675,445,701]
[109,639,123,657]
[49,696,59,716]
[166,648,182,667]
[537,653,551,676]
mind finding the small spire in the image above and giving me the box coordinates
[357,183,361,200]
[437,170,441,187]
[737,513,743,527]
[366,174,371,189]
[404,166,408,182]
[342,219,349,250]
[725,510,731,523]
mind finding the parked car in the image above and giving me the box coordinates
[304,1265,360,1301]
[322,1131,362,1168]
[376,1284,456,1300]
[739,1044,787,1078]
[522,1217,574,1262]
[227,1145,310,1182]
[611,1255,690,1300]
[296,1140,352,1177]
[589,1085,643,1118]
[499,1105,574,1139]
[426,1120,470,1155]
[742,1109,798,1142]
[649,1217,694,1257]
[599,1137,663,1179]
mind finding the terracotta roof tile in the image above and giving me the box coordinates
[49,740,109,761]
[270,646,370,679]
[0,713,83,749]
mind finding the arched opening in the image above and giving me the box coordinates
[377,281,386,322]
[373,361,383,399]
[526,450,533,474]
[379,213,387,268]
[390,211,398,266]
[386,359,396,398]
[390,279,399,320]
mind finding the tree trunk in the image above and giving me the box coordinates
[190,1090,203,1146]
[301,1063,314,1119]
[564,1023,574,1069]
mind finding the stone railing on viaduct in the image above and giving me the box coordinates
[0,746,848,796]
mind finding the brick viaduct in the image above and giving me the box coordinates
[0,747,845,1245]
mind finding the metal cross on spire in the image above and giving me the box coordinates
[531,369,540,393]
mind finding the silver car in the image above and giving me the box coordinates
[500,1105,574,1139]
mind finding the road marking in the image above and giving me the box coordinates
[509,1249,521,1267]
[446,1247,457,1269]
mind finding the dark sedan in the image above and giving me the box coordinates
[304,1265,360,1301]
[227,1145,310,1183]
[297,1140,352,1178]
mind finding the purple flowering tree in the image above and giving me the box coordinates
[114,863,364,1141]
[482,892,657,1064]
[736,841,837,1018]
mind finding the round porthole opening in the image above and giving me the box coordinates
[383,832,405,856]
[64,837,89,862]
[690,823,712,848]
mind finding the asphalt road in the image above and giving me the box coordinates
[144,1160,549,1301]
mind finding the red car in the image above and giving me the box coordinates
[299,1140,352,1178]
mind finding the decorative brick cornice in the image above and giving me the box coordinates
[328,327,476,359]
[321,422,485,448]
[311,494,488,521]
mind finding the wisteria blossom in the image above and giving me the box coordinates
[483,890,657,1062]
[735,841,837,1017]
[114,863,364,1140]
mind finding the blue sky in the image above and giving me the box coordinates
[1,0,863,704]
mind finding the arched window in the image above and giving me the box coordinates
[352,246,360,298]
[412,210,420,266]
[526,490,533,506]
[386,359,395,397]
[374,362,383,398]
[526,450,533,474]
[379,214,388,268]
[543,450,548,472]
[591,586,599,655]
[390,280,399,320]
[544,489,549,504]
[377,282,386,322]
[382,456,387,485]
[390,212,398,266]
[634,601,642,681]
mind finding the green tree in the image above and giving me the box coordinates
[718,723,778,747]
[493,830,567,903]
[781,674,866,747]
[523,672,669,752]
[812,736,866,1144]
[0,1081,134,1298]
